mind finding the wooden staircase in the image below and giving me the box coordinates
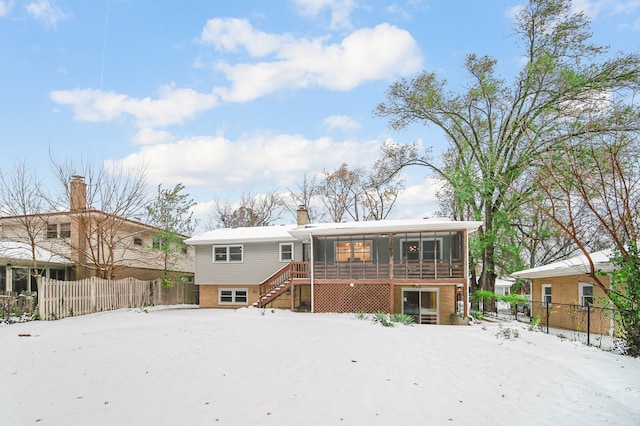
[253,280,293,308]
[252,262,309,308]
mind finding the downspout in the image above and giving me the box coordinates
[309,232,315,313]
[389,233,394,314]
[464,229,470,319]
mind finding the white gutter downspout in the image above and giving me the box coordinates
[464,230,471,319]
[309,232,315,313]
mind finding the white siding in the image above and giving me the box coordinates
[195,240,303,285]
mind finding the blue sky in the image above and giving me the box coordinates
[1,0,639,225]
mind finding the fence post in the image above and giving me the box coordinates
[91,278,97,313]
[587,305,591,346]
[546,303,550,334]
[37,276,45,320]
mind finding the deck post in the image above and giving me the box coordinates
[290,262,295,311]
[388,233,394,314]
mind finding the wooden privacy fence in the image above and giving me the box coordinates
[37,277,197,320]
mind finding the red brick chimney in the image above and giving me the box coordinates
[70,175,87,212]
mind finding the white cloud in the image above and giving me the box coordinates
[204,20,423,102]
[50,85,218,128]
[570,0,602,18]
[26,0,68,28]
[387,4,412,20]
[540,0,640,21]
[559,90,612,118]
[109,132,382,193]
[394,176,444,219]
[293,0,356,29]
[323,115,360,131]
[0,1,14,17]
[132,128,175,145]
[52,21,421,127]
[200,18,288,57]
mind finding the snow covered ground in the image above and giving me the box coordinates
[1,306,639,425]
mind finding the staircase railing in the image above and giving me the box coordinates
[256,262,310,308]
[259,263,292,296]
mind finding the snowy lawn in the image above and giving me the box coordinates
[1,306,639,426]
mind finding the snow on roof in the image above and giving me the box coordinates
[186,218,482,246]
[0,241,72,265]
[185,224,298,245]
[289,218,482,238]
[495,277,515,287]
[511,249,615,279]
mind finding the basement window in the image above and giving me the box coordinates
[219,288,248,305]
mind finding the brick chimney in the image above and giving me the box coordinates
[70,175,87,212]
[296,205,310,226]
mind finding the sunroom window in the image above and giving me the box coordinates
[335,241,371,262]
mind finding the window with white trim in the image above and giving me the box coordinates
[542,284,552,306]
[213,245,243,263]
[280,243,294,262]
[218,288,248,305]
[579,283,594,308]
[46,224,58,239]
[59,223,71,238]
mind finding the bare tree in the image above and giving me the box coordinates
[0,161,52,289]
[208,190,285,228]
[50,157,150,279]
[360,159,404,220]
[522,133,640,355]
[289,157,404,224]
[318,164,363,222]
[286,173,324,223]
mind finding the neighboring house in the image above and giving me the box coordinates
[0,241,73,294]
[0,176,194,292]
[511,250,616,335]
[494,277,515,296]
[186,209,481,324]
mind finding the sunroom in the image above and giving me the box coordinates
[310,231,465,280]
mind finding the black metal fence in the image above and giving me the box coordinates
[531,301,625,353]
[475,299,626,353]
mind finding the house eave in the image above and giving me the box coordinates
[289,219,483,238]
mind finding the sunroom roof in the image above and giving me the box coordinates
[186,218,482,246]
[288,218,482,238]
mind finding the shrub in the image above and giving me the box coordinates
[354,311,368,320]
[495,324,519,340]
[392,313,415,325]
[373,311,393,327]
[528,316,541,332]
